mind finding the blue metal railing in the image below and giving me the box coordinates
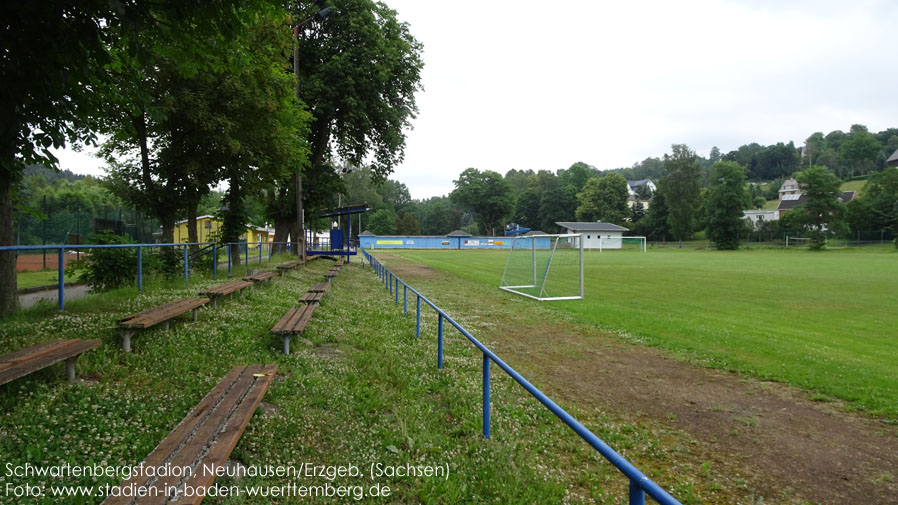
[2,241,300,311]
[361,249,682,505]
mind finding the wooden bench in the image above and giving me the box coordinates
[309,282,329,293]
[276,260,302,275]
[0,339,101,386]
[299,291,324,304]
[199,280,253,307]
[100,364,277,505]
[243,271,277,285]
[117,298,210,352]
[325,269,338,282]
[270,305,316,354]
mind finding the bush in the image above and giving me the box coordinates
[68,233,138,291]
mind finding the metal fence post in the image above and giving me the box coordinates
[416,296,421,338]
[389,273,393,295]
[483,353,491,439]
[57,247,65,310]
[227,244,232,274]
[183,245,188,283]
[629,481,645,505]
[395,278,399,304]
[403,285,407,315]
[268,242,272,263]
[212,244,217,279]
[438,314,443,369]
[244,242,248,267]
[137,246,143,292]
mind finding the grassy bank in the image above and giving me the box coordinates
[386,247,898,419]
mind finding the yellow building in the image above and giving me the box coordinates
[174,216,273,247]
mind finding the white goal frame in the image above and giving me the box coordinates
[500,233,584,301]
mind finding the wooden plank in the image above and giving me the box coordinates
[198,281,252,297]
[170,365,278,505]
[134,366,263,505]
[299,292,324,304]
[0,340,67,371]
[100,366,252,505]
[0,339,101,386]
[271,305,316,335]
[309,282,329,293]
[119,298,209,329]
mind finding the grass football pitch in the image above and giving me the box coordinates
[384,247,898,419]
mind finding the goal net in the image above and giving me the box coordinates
[500,234,584,301]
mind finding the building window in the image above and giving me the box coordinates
[587,235,591,239]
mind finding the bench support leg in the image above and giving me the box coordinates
[162,321,170,331]
[282,336,292,355]
[121,331,133,353]
[65,356,77,382]
[212,298,218,308]
[192,308,198,322]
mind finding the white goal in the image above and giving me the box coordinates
[500,233,584,301]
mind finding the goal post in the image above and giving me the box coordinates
[500,233,584,301]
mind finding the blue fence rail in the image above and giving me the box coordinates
[361,249,683,505]
[2,241,301,311]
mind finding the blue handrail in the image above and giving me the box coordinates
[361,248,682,505]
[4,240,300,311]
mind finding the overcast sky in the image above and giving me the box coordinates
[54,0,898,200]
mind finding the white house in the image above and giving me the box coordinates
[627,179,656,198]
[743,210,779,229]
[555,221,629,249]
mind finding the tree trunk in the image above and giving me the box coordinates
[0,168,17,316]
[185,192,199,253]
[292,172,302,257]
[161,219,175,244]
[274,217,290,248]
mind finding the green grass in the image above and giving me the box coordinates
[0,255,727,504]
[16,269,80,290]
[385,247,898,419]
[840,179,867,195]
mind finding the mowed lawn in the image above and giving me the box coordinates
[384,247,898,418]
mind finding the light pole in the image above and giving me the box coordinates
[293,2,332,260]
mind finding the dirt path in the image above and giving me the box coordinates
[379,254,898,505]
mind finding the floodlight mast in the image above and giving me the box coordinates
[293,1,332,261]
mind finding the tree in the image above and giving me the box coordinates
[450,168,514,236]
[420,198,460,235]
[1,1,253,316]
[705,161,749,250]
[558,162,594,191]
[288,0,424,254]
[367,209,396,235]
[795,165,845,250]
[642,182,670,241]
[840,127,882,178]
[514,189,541,229]
[575,173,629,225]
[664,144,702,246]
[395,212,421,235]
[538,186,577,232]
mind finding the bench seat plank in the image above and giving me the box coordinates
[242,272,276,283]
[173,365,278,504]
[309,282,329,293]
[271,305,316,335]
[199,280,253,297]
[101,364,277,505]
[0,339,101,385]
[118,298,210,329]
[299,291,324,304]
